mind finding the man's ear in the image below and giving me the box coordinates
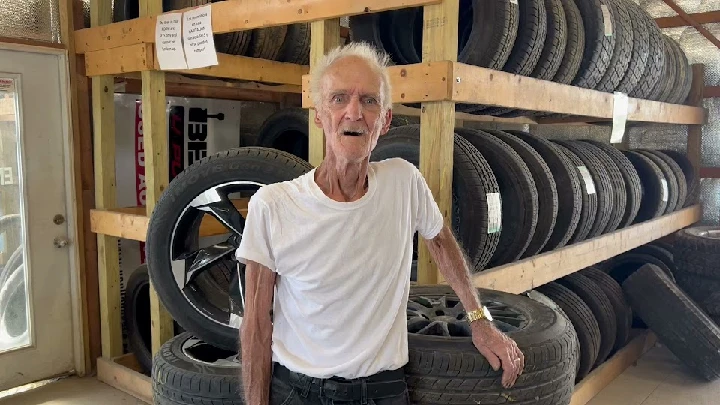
[313,108,324,129]
[380,108,393,135]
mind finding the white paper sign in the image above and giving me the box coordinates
[510,0,518,4]
[0,78,14,92]
[611,92,629,143]
[487,193,502,234]
[155,12,188,70]
[183,4,219,69]
[601,5,613,36]
[661,179,668,202]
[577,166,596,195]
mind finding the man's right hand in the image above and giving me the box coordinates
[241,260,277,405]
[470,319,525,388]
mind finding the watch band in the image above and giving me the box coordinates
[466,307,490,323]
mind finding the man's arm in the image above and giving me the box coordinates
[240,259,277,405]
[424,224,525,388]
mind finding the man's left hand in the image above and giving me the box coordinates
[470,319,525,388]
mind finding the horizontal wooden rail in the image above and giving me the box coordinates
[303,62,705,124]
[469,205,700,293]
[74,0,441,54]
[655,10,720,28]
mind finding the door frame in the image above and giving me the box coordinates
[0,41,86,378]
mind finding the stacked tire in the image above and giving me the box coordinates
[348,0,692,117]
[371,125,697,271]
[672,227,720,326]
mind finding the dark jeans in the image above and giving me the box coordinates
[269,363,410,405]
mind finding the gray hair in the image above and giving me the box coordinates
[309,42,393,113]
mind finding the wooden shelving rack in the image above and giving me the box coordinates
[76,0,707,403]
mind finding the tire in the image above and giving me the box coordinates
[645,36,673,102]
[531,0,567,81]
[674,272,720,312]
[534,282,600,382]
[508,131,581,251]
[628,244,675,274]
[635,150,678,214]
[456,128,539,267]
[673,226,720,277]
[371,125,501,271]
[578,142,626,233]
[660,150,699,207]
[406,285,578,405]
[571,0,616,90]
[553,143,597,244]
[664,38,689,105]
[672,42,693,104]
[146,148,314,350]
[622,263,720,381]
[459,0,520,70]
[124,265,153,375]
[603,252,675,285]
[644,150,687,210]
[483,130,558,257]
[579,140,641,228]
[551,0,585,84]
[580,266,632,352]
[474,0,547,116]
[249,26,288,61]
[594,0,634,93]
[630,10,665,100]
[349,11,406,64]
[622,151,667,222]
[389,8,422,64]
[277,23,310,65]
[656,36,680,103]
[614,0,650,95]
[255,108,309,161]
[553,140,613,239]
[556,273,617,367]
[152,332,243,405]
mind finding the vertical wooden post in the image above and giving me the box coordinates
[60,0,100,375]
[139,0,175,355]
[90,0,123,358]
[418,0,459,284]
[308,19,341,167]
[686,64,705,170]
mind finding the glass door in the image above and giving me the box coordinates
[0,45,78,391]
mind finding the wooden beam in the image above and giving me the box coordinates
[704,85,720,98]
[91,0,123,360]
[307,19,341,166]
[417,0,459,285]
[655,10,720,28]
[74,0,442,54]
[469,205,701,293]
[0,36,66,50]
[570,331,658,405]
[392,104,537,125]
[97,355,152,404]
[451,62,705,124]
[687,64,705,171]
[302,61,453,107]
[699,167,720,178]
[83,43,309,85]
[117,72,303,94]
[89,200,249,242]
[139,0,175,357]
[660,0,720,50]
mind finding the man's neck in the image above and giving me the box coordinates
[314,155,369,203]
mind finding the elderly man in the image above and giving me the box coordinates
[236,42,524,405]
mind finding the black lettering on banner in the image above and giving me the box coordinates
[168,106,185,179]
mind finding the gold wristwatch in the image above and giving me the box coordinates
[466,306,493,323]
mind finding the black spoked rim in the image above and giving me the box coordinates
[169,180,267,331]
[407,294,529,337]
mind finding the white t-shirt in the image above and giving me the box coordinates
[235,157,444,379]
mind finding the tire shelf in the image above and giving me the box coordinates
[77,0,707,403]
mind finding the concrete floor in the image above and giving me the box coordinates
[0,344,717,405]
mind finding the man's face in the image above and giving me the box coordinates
[314,56,392,163]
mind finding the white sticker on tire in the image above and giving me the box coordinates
[661,179,668,202]
[577,166,596,195]
[601,5,613,36]
[487,193,502,234]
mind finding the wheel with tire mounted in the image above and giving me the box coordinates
[622,263,720,381]
[534,281,599,382]
[371,125,500,272]
[146,148,314,350]
[152,332,243,405]
[673,226,720,278]
[406,285,579,405]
